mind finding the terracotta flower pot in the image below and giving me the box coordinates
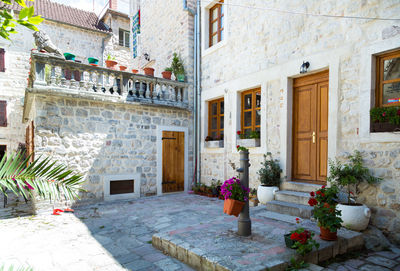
[144,67,154,76]
[223,199,245,217]
[132,69,139,74]
[105,60,118,69]
[119,65,127,71]
[319,226,337,241]
[162,71,172,80]
[284,233,296,248]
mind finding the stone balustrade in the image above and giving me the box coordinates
[28,52,190,109]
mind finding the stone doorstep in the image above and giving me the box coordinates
[275,190,311,205]
[152,224,363,271]
[266,200,314,219]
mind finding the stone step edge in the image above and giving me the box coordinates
[152,229,364,271]
[276,190,311,197]
[267,200,314,210]
[281,181,323,192]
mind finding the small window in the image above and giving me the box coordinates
[208,98,224,140]
[209,0,224,47]
[241,88,261,135]
[0,100,6,127]
[0,48,5,72]
[0,145,6,161]
[119,29,130,48]
[376,50,400,107]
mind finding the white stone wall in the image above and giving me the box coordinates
[32,95,193,202]
[200,0,400,242]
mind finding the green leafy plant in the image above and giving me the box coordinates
[308,185,342,232]
[164,67,173,72]
[236,130,260,139]
[286,257,308,271]
[236,145,248,152]
[370,106,400,124]
[257,152,282,187]
[0,151,85,202]
[170,52,185,78]
[328,150,381,205]
[106,54,115,61]
[0,0,43,40]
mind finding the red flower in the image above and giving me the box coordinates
[321,193,325,197]
[296,217,300,224]
[308,198,318,206]
[321,185,326,188]
[236,145,240,149]
[290,232,300,240]
[350,191,354,195]
[316,191,321,195]
[397,109,400,116]
[310,191,315,197]
[382,112,386,117]
[237,131,241,135]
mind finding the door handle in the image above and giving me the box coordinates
[312,131,316,144]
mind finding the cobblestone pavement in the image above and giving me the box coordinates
[322,246,400,271]
[0,193,398,271]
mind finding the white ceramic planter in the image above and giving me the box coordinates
[204,140,224,148]
[257,185,279,204]
[337,203,371,231]
[237,138,260,148]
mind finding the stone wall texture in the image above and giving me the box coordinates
[200,0,400,243]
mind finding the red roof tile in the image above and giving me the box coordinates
[0,0,110,33]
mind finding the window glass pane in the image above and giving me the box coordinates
[221,16,224,28]
[220,29,224,41]
[220,3,224,15]
[220,116,224,129]
[220,101,224,114]
[211,103,217,115]
[124,32,130,47]
[255,109,261,126]
[384,57,400,81]
[256,92,261,108]
[212,34,218,46]
[212,8,218,20]
[212,22,218,33]
[244,94,252,109]
[211,117,217,129]
[244,111,252,127]
[219,131,224,140]
[211,131,217,139]
[382,82,400,105]
[119,29,124,46]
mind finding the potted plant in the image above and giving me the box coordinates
[162,67,173,80]
[285,218,319,271]
[256,152,281,204]
[205,135,224,148]
[308,185,342,240]
[88,57,99,66]
[221,177,249,217]
[143,67,155,76]
[171,53,185,82]
[63,52,75,61]
[105,55,118,69]
[237,130,261,148]
[119,65,127,71]
[210,179,221,197]
[370,106,400,132]
[132,69,139,74]
[249,188,259,207]
[328,151,381,231]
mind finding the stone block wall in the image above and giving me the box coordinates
[32,95,193,203]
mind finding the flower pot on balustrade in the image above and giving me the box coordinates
[237,138,260,148]
[63,52,75,61]
[176,73,185,82]
[204,140,224,148]
[223,199,245,217]
[162,71,172,80]
[119,65,127,71]
[144,67,154,76]
[132,69,139,74]
[88,57,99,66]
[105,60,118,69]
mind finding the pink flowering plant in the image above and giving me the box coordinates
[220,177,249,202]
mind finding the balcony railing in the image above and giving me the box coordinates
[28,52,190,109]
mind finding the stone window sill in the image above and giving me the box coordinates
[204,140,224,148]
[237,138,260,148]
[203,39,227,57]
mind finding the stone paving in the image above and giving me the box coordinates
[0,193,397,271]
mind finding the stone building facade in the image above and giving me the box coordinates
[199,0,400,243]
[0,0,195,207]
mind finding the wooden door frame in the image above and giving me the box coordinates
[156,126,189,196]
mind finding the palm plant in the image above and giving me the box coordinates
[0,151,85,202]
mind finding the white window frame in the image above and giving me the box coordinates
[119,28,130,48]
[202,0,228,56]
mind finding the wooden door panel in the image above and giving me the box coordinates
[318,138,328,179]
[316,82,329,182]
[162,131,184,193]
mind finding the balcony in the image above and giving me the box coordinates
[27,52,190,110]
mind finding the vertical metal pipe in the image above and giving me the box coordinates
[196,0,201,185]
[193,9,198,186]
[238,150,251,236]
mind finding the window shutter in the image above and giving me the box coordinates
[0,48,5,72]
[0,100,7,127]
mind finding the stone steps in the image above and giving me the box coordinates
[281,181,322,193]
[275,190,310,205]
[266,200,314,218]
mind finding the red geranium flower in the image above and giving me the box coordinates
[237,131,241,135]
[316,191,321,195]
[236,145,240,149]
[321,193,325,197]
[296,217,300,224]
[310,191,315,197]
[397,109,400,116]
[290,232,300,240]
[321,185,326,188]
[308,198,318,206]
[350,191,354,195]
[382,112,386,117]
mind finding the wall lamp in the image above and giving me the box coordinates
[300,61,310,74]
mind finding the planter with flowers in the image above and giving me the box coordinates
[328,150,381,231]
[162,67,173,80]
[204,135,224,148]
[105,55,118,69]
[256,152,281,204]
[370,106,400,132]
[221,176,250,217]
[285,218,320,270]
[308,185,342,241]
[236,130,260,148]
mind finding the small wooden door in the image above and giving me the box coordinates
[292,71,329,183]
[162,131,185,193]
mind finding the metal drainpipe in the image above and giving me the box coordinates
[196,0,201,185]
[193,11,198,186]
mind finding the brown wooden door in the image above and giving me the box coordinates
[292,71,329,183]
[162,131,185,193]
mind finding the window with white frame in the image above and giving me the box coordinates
[119,29,130,48]
[208,0,224,47]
